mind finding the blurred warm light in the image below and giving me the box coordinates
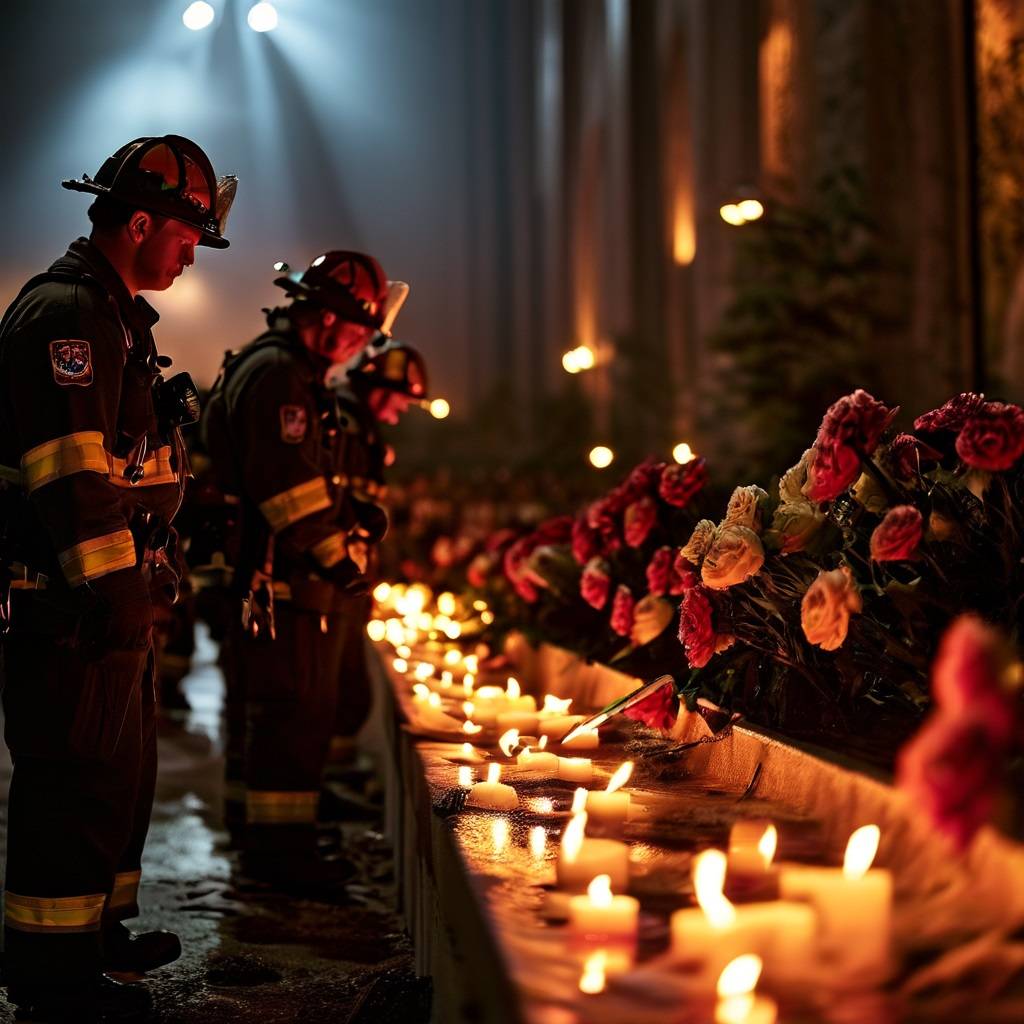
[506,677,521,699]
[463,655,479,674]
[462,721,482,735]
[458,766,473,788]
[392,658,409,674]
[737,199,764,222]
[758,825,778,868]
[247,2,278,31]
[480,610,495,625]
[719,203,746,226]
[587,874,614,908]
[542,694,572,715]
[437,592,457,617]
[429,398,451,419]
[605,761,634,794]
[694,849,736,928]
[589,445,614,469]
[530,826,546,859]
[562,345,597,374]
[673,205,696,266]
[571,788,588,814]
[396,645,412,659]
[182,2,215,30]
[487,763,501,785]
[444,649,461,666]
[373,582,392,603]
[844,824,880,879]
[579,950,607,995]
[672,442,695,464]
[443,620,462,640]
[498,729,519,757]
[717,954,763,999]
[561,812,588,862]
[366,620,386,642]
[491,817,509,854]
[413,662,434,681]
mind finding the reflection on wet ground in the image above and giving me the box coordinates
[0,625,431,1024]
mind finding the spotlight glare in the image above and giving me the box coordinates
[247,1,278,32]
[737,199,764,222]
[183,1,215,31]
[589,445,614,469]
[429,399,451,419]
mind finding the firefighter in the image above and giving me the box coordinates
[325,341,428,788]
[202,252,405,892]
[0,136,234,1021]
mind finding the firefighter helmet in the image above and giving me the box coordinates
[350,340,428,400]
[62,135,234,249]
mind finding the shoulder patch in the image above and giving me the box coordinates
[279,404,308,444]
[50,340,93,387]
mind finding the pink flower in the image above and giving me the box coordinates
[624,496,657,548]
[659,458,709,507]
[646,546,673,596]
[670,550,699,595]
[610,585,636,637]
[580,557,612,610]
[503,536,539,602]
[623,680,679,732]
[803,390,898,503]
[571,516,601,565]
[914,392,986,433]
[869,505,923,562]
[955,401,1024,472]
[586,496,622,552]
[677,585,716,668]
[885,433,942,480]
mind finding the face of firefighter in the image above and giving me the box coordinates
[316,312,375,365]
[129,213,201,292]
[368,388,412,425]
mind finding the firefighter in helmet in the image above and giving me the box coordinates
[0,135,234,1021]
[323,340,428,788]
[202,251,406,892]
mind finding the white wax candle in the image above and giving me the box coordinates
[466,780,519,811]
[568,875,639,943]
[516,750,559,776]
[507,695,538,713]
[496,710,539,735]
[557,757,594,784]
[728,820,777,878]
[448,742,485,764]
[558,729,600,751]
[557,838,630,892]
[715,994,778,1024]
[538,715,585,740]
[778,864,892,983]
[472,704,501,728]
[585,790,630,828]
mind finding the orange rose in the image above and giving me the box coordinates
[800,566,862,650]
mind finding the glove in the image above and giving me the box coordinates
[351,499,388,544]
[78,568,154,653]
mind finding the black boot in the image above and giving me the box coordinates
[102,923,181,973]
[7,974,152,1022]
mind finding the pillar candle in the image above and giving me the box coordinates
[568,875,639,944]
[557,757,593,784]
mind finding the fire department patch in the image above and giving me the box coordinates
[49,340,93,387]
[279,404,308,444]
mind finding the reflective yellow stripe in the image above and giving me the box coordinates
[5,891,106,933]
[311,531,348,568]
[109,446,177,488]
[259,478,331,532]
[58,529,136,586]
[108,870,141,912]
[246,790,319,824]
[21,431,108,493]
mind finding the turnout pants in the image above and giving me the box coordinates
[328,593,373,762]
[2,629,155,989]
[240,602,345,832]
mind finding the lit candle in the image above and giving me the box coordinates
[497,729,520,758]
[466,762,519,811]
[569,874,639,944]
[538,714,585,740]
[540,694,573,716]
[496,709,540,735]
[457,766,473,788]
[504,677,537,713]
[557,757,594,784]
[715,955,778,1024]
[578,949,607,995]
[556,813,630,892]
[448,742,485,765]
[585,761,633,830]
[778,825,892,984]
[728,821,777,878]
[558,726,600,751]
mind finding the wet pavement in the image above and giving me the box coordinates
[0,626,432,1024]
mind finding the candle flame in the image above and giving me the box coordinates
[542,694,573,714]
[572,788,589,814]
[475,685,504,702]
[393,658,409,674]
[587,874,613,908]
[579,949,607,994]
[487,763,501,785]
[462,701,475,718]
[412,683,430,699]
[538,735,549,750]
[367,620,387,642]
[462,679,474,697]
[427,692,441,707]
[458,766,473,787]
[530,826,546,859]
[498,729,519,757]
[414,662,435,681]
[461,742,474,757]
[463,655,478,674]
[396,644,412,658]
[717,954,763,998]
[758,825,778,868]
[562,812,588,863]
[844,824,880,879]
[437,591,457,617]
[694,849,736,929]
[506,677,521,699]
[606,761,634,794]
[491,817,508,853]
[440,671,454,687]
[444,649,461,666]
[463,721,482,735]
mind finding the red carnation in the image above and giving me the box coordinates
[623,680,679,732]
[646,546,673,596]
[954,401,1024,472]
[503,536,539,603]
[677,585,716,668]
[571,516,601,564]
[622,459,666,502]
[913,392,986,434]
[530,515,574,547]
[869,505,923,562]
[803,390,898,503]
[624,496,657,548]
[580,557,612,610]
[610,585,636,637]
[586,496,623,551]
[670,550,699,595]
[659,458,709,508]
[885,433,942,480]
